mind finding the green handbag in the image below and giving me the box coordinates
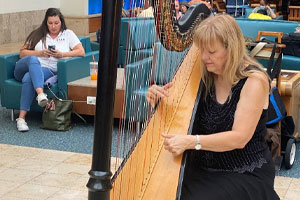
[41,98,73,131]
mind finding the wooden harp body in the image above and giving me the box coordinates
[111,44,202,199]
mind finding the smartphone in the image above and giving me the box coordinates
[48,45,56,51]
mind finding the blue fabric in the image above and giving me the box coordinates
[152,42,186,84]
[125,57,152,121]
[14,56,56,111]
[120,18,156,49]
[44,75,57,87]
[236,18,299,39]
[88,0,102,14]
[124,0,144,9]
[266,90,284,125]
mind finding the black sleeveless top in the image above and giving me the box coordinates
[189,78,270,173]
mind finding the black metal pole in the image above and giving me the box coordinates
[86,0,123,199]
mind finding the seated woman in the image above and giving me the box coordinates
[146,14,279,200]
[137,0,154,17]
[252,0,277,19]
[123,0,144,17]
[14,8,85,132]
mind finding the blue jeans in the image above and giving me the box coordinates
[14,56,56,111]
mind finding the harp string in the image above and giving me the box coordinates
[111,0,192,199]
[112,8,157,198]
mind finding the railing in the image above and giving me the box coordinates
[288,6,300,22]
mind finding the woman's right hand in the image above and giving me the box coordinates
[146,82,173,107]
[20,46,53,58]
[39,49,53,58]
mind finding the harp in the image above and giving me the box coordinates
[87,1,211,199]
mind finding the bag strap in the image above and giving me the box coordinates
[46,84,70,102]
[46,85,87,124]
[259,37,276,44]
[267,44,283,82]
[266,44,277,78]
[249,42,267,57]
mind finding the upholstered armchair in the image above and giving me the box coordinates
[0,37,99,120]
[91,17,156,67]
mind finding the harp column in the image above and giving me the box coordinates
[86,0,122,199]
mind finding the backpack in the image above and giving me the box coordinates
[282,33,300,57]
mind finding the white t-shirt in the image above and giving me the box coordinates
[34,29,80,72]
[137,7,154,18]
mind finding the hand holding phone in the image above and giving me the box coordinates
[48,45,56,51]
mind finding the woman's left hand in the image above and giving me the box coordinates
[162,134,195,156]
[49,49,64,58]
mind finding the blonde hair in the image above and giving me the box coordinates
[193,14,268,98]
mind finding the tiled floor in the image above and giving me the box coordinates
[0,144,89,200]
[0,143,300,200]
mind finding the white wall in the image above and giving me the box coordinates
[0,0,60,14]
[60,0,88,16]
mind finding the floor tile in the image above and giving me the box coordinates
[63,153,92,165]
[0,196,32,200]
[2,183,60,200]
[10,158,60,172]
[274,176,293,190]
[0,144,15,153]
[1,145,42,158]
[288,178,300,191]
[0,168,42,184]
[0,180,22,195]
[48,162,90,176]
[284,189,300,200]
[28,172,82,189]
[0,145,18,158]
[274,187,288,200]
[47,189,88,200]
[0,155,25,168]
[0,166,9,173]
[30,149,74,162]
[69,176,89,191]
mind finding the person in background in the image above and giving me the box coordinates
[252,0,277,19]
[180,1,190,14]
[138,0,154,17]
[122,8,130,17]
[14,8,85,132]
[123,0,144,17]
[146,14,279,200]
[174,0,183,20]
